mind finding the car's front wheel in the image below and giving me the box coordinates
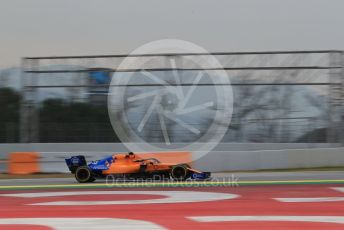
[171,164,190,181]
[75,166,95,183]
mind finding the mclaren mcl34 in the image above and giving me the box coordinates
[65,152,211,183]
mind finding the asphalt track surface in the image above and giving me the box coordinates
[0,171,343,187]
[0,172,343,229]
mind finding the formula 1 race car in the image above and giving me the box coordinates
[65,152,211,183]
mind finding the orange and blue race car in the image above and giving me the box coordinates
[65,152,211,183]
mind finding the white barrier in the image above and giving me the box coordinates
[0,143,343,173]
[193,148,344,171]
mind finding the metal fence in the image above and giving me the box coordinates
[18,50,344,144]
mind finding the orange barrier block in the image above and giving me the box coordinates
[8,152,40,175]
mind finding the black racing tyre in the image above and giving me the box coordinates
[75,166,94,183]
[171,164,190,181]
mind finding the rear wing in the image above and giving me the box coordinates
[65,155,87,173]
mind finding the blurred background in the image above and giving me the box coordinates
[1,0,344,173]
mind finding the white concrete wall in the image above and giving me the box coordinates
[0,143,342,173]
[193,148,344,171]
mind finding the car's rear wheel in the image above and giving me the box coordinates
[75,166,95,183]
[171,164,190,181]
